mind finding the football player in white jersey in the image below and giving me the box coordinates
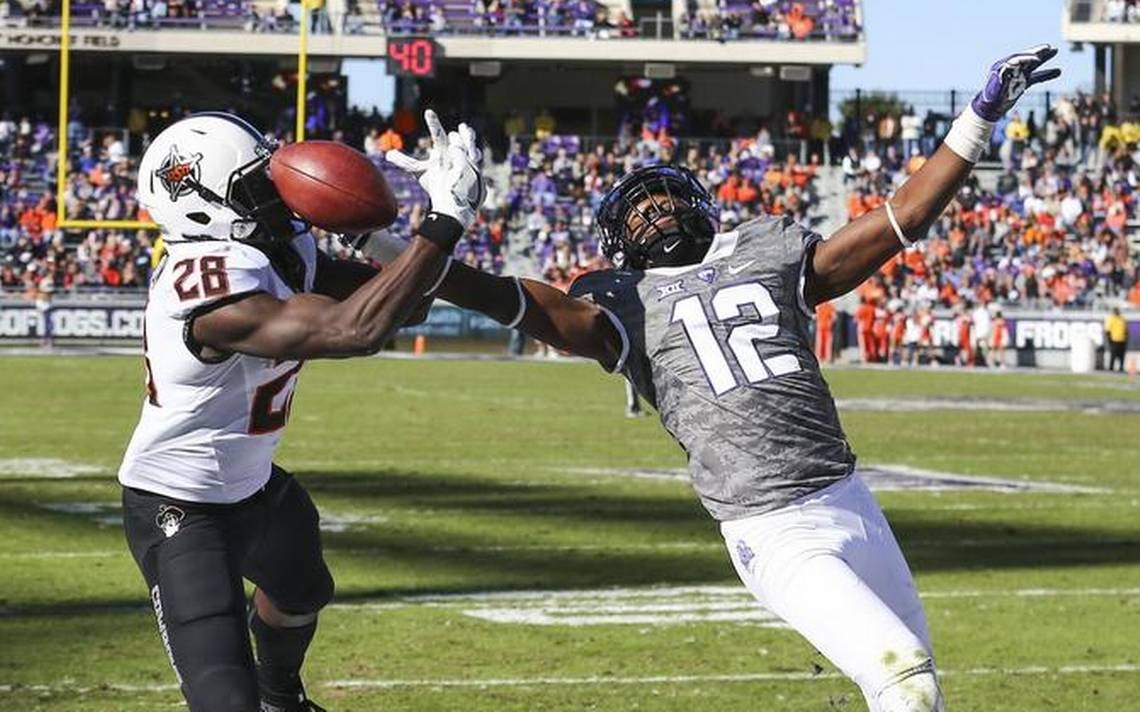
[118,110,484,712]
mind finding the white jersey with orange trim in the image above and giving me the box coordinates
[117,234,318,504]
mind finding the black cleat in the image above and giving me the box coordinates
[259,679,327,712]
[260,696,327,712]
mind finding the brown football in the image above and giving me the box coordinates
[270,140,397,234]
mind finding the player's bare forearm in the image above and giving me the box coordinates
[437,262,623,368]
[314,251,433,325]
[195,236,449,359]
[805,145,973,306]
[313,251,378,300]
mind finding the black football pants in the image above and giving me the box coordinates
[122,466,334,712]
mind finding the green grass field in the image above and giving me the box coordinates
[1,356,1138,711]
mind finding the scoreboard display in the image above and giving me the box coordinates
[385,37,441,78]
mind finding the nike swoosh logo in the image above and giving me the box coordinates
[663,240,681,254]
[727,260,755,275]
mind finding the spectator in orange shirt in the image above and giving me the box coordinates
[871,303,889,363]
[377,127,404,153]
[1129,281,1140,306]
[990,310,1009,368]
[938,281,959,306]
[788,3,815,39]
[954,304,973,367]
[736,176,759,205]
[888,305,907,366]
[815,300,836,363]
[855,298,877,364]
[717,174,740,204]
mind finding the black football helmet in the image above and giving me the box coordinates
[595,164,719,270]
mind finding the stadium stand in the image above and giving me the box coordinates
[679,0,859,41]
[845,91,1138,314]
[1102,0,1140,22]
[0,0,859,38]
[4,89,1139,329]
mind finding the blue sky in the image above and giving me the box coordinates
[832,0,1091,92]
[346,1,1093,113]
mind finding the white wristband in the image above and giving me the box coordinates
[424,257,452,296]
[942,104,995,164]
[505,277,527,329]
[884,200,915,248]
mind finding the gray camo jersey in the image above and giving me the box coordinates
[569,215,855,521]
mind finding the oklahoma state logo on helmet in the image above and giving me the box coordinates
[153,145,204,202]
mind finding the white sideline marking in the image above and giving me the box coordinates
[325,585,1140,629]
[24,501,387,535]
[5,664,1137,696]
[562,465,1107,494]
[0,550,122,560]
[324,664,1140,689]
[0,459,103,479]
[834,397,1140,414]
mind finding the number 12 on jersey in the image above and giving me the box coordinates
[671,281,800,395]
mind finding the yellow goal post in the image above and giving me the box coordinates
[54,0,312,232]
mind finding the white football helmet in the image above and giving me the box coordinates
[137,112,296,243]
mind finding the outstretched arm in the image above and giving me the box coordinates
[805,144,972,305]
[193,236,453,360]
[193,109,485,361]
[805,45,1061,307]
[313,250,434,326]
[433,262,625,369]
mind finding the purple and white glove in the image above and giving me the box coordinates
[945,45,1062,163]
[971,44,1062,121]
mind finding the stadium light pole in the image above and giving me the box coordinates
[55,0,157,231]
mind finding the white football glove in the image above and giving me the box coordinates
[385,109,486,230]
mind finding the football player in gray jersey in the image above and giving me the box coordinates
[361,45,1059,712]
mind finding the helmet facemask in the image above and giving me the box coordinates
[596,165,719,270]
[226,152,301,245]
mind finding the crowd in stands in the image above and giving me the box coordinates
[3,89,1138,366]
[0,0,335,33]
[1,0,859,39]
[835,90,1140,365]
[679,0,859,42]
[502,126,820,287]
[1103,0,1140,23]
[374,0,639,38]
[0,113,157,294]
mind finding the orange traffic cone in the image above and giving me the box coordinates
[413,334,427,356]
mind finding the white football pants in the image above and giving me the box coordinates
[721,474,944,712]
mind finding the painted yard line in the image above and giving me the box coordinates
[325,585,1140,611]
[921,587,1140,599]
[0,458,105,479]
[324,664,1140,690]
[465,609,789,627]
[0,550,122,560]
[834,397,1140,414]
[561,465,1108,494]
[3,663,1137,696]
